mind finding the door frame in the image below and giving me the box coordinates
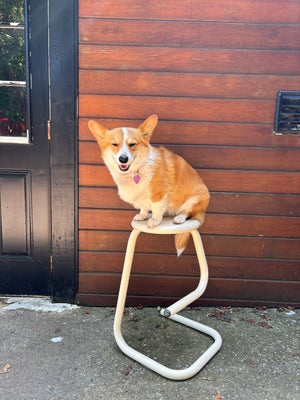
[49,0,78,302]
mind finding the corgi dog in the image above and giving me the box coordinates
[88,115,210,256]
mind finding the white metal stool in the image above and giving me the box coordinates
[113,218,222,380]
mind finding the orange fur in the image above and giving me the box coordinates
[88,115,209,256]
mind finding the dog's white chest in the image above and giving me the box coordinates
[117,176,151,210]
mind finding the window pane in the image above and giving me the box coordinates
[0,86,27,137]
[0,28,26,81]
[0,0,24,24]
[0,0,27,141]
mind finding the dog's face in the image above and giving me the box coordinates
[88,114,158,175]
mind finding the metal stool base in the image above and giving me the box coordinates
[113,218,222,380]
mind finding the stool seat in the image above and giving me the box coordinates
[114,217,222,380]
[131,217,200,234]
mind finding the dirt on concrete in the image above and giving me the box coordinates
[0,298,299,400]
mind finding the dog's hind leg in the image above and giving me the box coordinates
[173,196,199,225]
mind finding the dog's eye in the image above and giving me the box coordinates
[129,143,136,147]
[112,143,118,147]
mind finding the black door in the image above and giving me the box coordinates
[0,0,51,295]
[0,0,77,300]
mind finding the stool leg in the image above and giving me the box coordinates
[114,228,140,345]
[161,229,208,318]
[113,228,183,378]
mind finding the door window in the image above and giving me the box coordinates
[0,0,29,143]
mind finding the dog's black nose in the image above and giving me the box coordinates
[119,155,129,164]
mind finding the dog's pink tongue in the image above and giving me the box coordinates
[120,165,128,170]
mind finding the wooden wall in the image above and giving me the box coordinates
[77,0,300,307]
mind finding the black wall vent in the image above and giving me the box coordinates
[274,91,300,135]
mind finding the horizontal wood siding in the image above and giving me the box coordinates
[79,0,300,24]
[79,46,300,75]
[78,0,300,307]
[79,19,300,50]
[79,141,300,171]
[80,71,300,100]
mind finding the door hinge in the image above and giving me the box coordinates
[47,120,51,140]
[50,255,53,273]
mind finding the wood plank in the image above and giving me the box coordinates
[79,188,300,217]
[79,119,300,148]
[79,95,275,124]
[78,273,299,303]
[78,231,300,260]
[79,251,300,281]
[79,141,300,172]
[79,71,300,100]
[79,187,129,210]
[170,145,300,172]
[202,170,300,195]
[79,19,300,50]
[79,0,300,24]
[79,45,300,75]
[86,188,161,214]
[79,209,300,238]
[79,165,112,187]
[209,192,300,217]
[79,165,300,195]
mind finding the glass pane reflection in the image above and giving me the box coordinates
[0,86,27,137]
[0,0,24,24]
[0,28,26,82]
[0,0,27,140]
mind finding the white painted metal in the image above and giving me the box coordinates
[113,218,222,380]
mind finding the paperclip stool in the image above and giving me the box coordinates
[113,218,222,380]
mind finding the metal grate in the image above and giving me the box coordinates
[274,91,300,135]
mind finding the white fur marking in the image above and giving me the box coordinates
[176,247,185,257]
[122,127,128,138]
[118,127,131,161]
[148,145,157,164]
[173,213,187,224]
[121,127,129,152]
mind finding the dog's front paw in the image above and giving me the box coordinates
[133,212,148,222]
[147,217,161,229]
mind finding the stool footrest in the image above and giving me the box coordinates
[114,310,222,381]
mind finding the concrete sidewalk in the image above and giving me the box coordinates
[0,297,299,400]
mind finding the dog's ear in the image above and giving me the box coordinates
[139,114,158,143]
[88,120,108,146]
